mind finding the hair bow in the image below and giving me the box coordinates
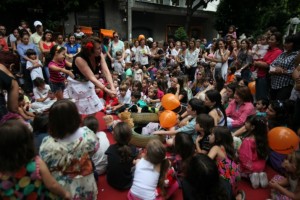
[86,42,94,49]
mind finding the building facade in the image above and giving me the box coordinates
[65,0,218,42]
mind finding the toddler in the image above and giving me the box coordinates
[25,48,44,81]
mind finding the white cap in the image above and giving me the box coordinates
[147,37,153,43]
[34,21,42,27]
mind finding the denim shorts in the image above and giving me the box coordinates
[49,81,65,93]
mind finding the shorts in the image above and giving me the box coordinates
[49,81,65,93]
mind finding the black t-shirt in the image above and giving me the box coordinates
[105,144,138,190]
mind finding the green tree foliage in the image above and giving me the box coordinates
[215,0,300,38]
[174,27,188,41]
[185,0,216,32]
[0,0,99,30]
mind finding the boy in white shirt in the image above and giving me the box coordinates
[112,84,132,113]
[83,115,109,176]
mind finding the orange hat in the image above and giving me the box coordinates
[138,34,145,41]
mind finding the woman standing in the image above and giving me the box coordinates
[176,40,188,69]
[39,29,56,82]
[269,33,300,100]
[253,32,282,100]
[185,39,199,81]
[207,39,230,81]
[107,31,125,64]
[17,31,39,93]
[68,36,116,115]
[135,38,151,68]
[235,39,253,83]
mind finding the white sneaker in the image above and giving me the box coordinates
[259,172,268,188]
[249,172,259,189]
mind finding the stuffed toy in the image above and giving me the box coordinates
[118,111,134,128]
[103,115,120,132]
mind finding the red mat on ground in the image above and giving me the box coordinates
[92,111,276,200]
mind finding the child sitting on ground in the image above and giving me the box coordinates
[83,115,110,176]
[255,98,269,117]
[153,98,207,146]
[31,77,56,113]
[105,122,139,190]
[18,93,35,122]
[144,87,160,112]
[103,86,119,114]
[269,151,300,199]
[112,84,132,113]
[127,91,147,113]
[226,65,236,85]
[128,139,179,200]
[238,115,269,189]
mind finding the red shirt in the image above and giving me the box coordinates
[0,38,9,51]
[257,47,282,78]
[105,95,118,107]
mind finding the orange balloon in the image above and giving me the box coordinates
[268,127,299,154]
[248,82,256,95]
[159,110,177,129]
[138,34,145,41]
[161,93,180,111]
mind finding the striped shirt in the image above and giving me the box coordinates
[49,60,66,83]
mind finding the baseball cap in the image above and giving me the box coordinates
[34,21,42,27]
[147,37,153,43]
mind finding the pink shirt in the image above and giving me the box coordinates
[49,60,66,83]
[257,47,282,78]
[226,100,256,128]
[239,137,266,173]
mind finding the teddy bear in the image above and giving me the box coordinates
[118,111,134,128]
[103,115,120,132]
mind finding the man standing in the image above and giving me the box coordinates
[29,21,43,56]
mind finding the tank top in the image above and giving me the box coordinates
[42,42,54,51]
[72,52,101,82]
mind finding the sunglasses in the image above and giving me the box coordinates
[114,36,119,38]
[197,73,202,75]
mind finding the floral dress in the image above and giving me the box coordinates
[0,156,57,199]
[216,148,240,187]
[39,127,99,200]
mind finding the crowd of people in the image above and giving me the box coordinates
[0,20,300,200]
